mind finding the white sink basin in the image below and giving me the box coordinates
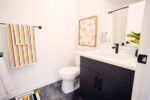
[93,52,131,61]
[77,50,137,71]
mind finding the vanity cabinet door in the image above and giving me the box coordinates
[80,57,133,100]
[100,75,132,100]
[80,67,101,100]
[80,66,132,100]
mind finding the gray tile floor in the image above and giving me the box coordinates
[11,81,83,100]
[39,81,83,100]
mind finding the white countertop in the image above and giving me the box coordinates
[77,50,137,71]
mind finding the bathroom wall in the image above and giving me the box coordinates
[76,0,145,49]
[75,0,118,68]
[75,0,144,65]
[0,0,76,99]
[76,0,118,50]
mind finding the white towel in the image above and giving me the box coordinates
[107,14,113,44]
[35,93,41,100]
[112,8,128,43]
[0,79,7,100]
[0,58,15,94]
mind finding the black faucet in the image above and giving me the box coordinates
[112,43,119,54]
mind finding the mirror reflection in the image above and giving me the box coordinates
[103,0,145,46]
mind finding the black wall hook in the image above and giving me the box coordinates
[38,26,42,29]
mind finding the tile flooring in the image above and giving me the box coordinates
[39,81,83,100]
[11,81,83,100]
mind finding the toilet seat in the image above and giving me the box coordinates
[59,66,79,79]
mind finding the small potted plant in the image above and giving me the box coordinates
[127,32,141,56]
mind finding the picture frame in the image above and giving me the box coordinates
[78,16,97,47]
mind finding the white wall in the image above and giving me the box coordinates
[0,0,76,99]
[76,0,117,50]
[76,0,101,50]
[131,0,150,99]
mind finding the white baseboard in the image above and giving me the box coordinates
[6,77,61,100]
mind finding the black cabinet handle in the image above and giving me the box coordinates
[98,79,103,91]
[94,77,98,88]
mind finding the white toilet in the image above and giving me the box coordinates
[59,66,80,94]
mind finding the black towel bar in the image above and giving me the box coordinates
[0,23,42,29]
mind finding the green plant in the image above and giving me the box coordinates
[127,32,141,44]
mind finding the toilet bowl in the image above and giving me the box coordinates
[59,66,80,94]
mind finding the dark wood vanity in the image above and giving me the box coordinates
[80,56,135,100]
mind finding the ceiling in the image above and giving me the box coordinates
[107,0,144,6]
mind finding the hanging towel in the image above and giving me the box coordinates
[112,8,128,43]
[13,24,21,45]
[35,93,40,100]
[6,24,16,67]
[107,14,113,44]
[23,25,30,45]
[6,24,21,67]
[30,26,37,63]
[33,94,37,100]
[24,25,33,64]
[22,96,26,100]
[0,57,15,93]
[18,25,26,45]
[6,24,37,68]
[0,79,7,100]
[29,95,34,100]
[26,96,30,100]
[19,25,29,65]
[13,24,25,66]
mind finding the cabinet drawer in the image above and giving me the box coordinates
[80,56,135,87]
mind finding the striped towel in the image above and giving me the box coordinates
[16,93,40,100]
[6,24,37,68]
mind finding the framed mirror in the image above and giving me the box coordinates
[103,0,145,46]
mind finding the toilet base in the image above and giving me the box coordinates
[62,78,80,94]
[62,80,75,94]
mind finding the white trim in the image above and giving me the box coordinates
[6,77,61,100]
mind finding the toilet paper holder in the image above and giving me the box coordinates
[0,52,3,57]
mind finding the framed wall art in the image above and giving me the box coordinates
[78,16,97,47]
